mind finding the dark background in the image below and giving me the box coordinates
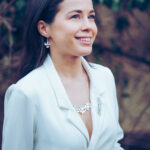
[0,0,150,149]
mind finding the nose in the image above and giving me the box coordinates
[81,17,92,32]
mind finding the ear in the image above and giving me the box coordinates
[37,20,51,38]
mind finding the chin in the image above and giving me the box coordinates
[77,48,92,56]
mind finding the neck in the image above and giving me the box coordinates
[50,53,85,79]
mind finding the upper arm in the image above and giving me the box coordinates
[2,84,36,150]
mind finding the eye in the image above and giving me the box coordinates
[71,14,80,19]
[88,14,96,20]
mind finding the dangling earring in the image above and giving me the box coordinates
[44,38,50,48]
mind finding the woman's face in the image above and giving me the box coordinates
[47,0,97,57]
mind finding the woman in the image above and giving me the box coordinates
[2,0,124,149]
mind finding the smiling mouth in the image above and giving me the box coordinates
[75,37,92,45]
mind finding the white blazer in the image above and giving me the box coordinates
[2,54,124,150]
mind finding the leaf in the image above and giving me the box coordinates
[15,0,26,10]
[114,65,121,73]
[2,56,11,67]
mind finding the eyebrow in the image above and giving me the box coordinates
[67,9,95,15]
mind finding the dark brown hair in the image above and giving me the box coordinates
[19,0,63,78]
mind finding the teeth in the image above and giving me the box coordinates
[78,38,91,42]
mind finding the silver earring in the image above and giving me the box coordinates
[44,38,50,48]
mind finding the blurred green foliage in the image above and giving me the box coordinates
[93,0,150,11]
[0,0,26,56]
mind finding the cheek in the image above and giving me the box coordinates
[52,27,75,51]
[56,24,77,40]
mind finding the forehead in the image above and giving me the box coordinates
[58,0,94,13]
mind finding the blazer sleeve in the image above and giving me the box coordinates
[108,69,124,150]
[2,84,36,150]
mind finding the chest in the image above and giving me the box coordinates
[35,90,118,150]
[61,77,93,139]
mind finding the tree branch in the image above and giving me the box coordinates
[93,43,150,66]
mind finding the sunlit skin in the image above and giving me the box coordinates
[38,0,97,139]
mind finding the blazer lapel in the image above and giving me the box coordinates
[81,57,106,146]
[42,54,90,143]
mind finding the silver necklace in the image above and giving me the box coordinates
[73,102,92,115]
